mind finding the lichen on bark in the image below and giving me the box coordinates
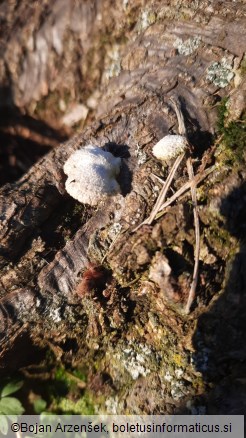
[0,0,246,415]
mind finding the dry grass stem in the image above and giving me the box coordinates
[185,157,200,314]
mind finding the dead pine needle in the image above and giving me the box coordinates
[185,157,200,314]
[170,96,201,314]
[156,164,215,218]
[133,94,201,313]
[133,152,185,231]
[169,96,186,136]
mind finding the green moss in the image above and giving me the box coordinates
[52,394,95,415]
[217,98,228,132]
[172,353,186,368]
[205,221,237,260]
[191,375,206,392]
[222,119,245,161]
[73,203,85,215]
[217,98,246,164]
[240,57,246,77]
[54,366,87,388]
[72,369,87,381]
[36,365,96,414]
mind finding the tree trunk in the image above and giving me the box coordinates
[0,0,246,414]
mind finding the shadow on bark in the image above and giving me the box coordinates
[0,86,68,187]
[192,182,246,414]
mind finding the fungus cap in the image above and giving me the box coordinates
[152,135,187,160]
[63,145,121,206]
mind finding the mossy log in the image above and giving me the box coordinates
[0,0,246,414]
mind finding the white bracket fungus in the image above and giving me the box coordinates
[63,145,121,206]
[152,134,188,161]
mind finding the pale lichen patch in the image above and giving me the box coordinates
[116,341,156,380]
[173,36,201,56]
[137,9,156,33]
[104,45,121,80]
[206,57,234,88]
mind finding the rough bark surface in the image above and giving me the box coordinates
[0,0,246,414]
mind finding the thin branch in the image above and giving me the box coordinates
[185,157,200,314]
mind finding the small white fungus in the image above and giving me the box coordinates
[152,135,187,161]
[63,145,121,206]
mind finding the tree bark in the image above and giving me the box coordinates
[0,0,246,414]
